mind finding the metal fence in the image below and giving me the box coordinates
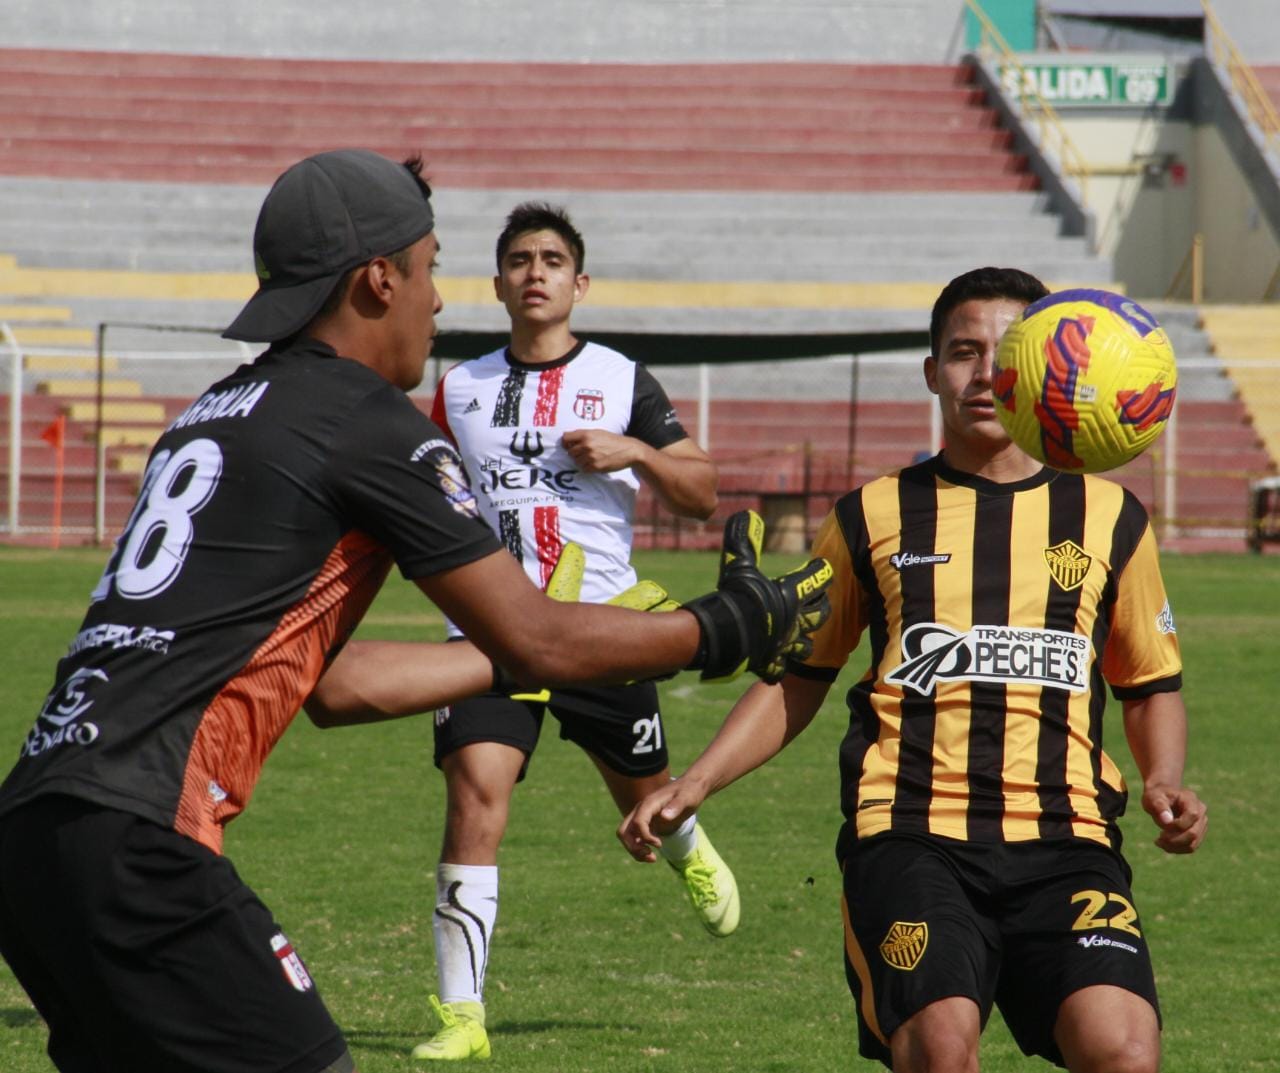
[1,323,1274,554]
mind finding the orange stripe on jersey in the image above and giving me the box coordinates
[532,364,564,426]
[842,893,888,1047]
[174,531,393,854]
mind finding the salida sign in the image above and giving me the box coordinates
[999,62,1171,106]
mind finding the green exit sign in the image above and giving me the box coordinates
[999,62,1172,107]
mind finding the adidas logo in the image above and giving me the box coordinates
[463,398,481,414]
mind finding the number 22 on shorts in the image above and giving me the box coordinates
[1070,889,1142,937]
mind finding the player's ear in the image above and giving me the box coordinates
[574,273,590,303]
[923,354,940,395]
[363,258,396,309]
[492,274,504,303]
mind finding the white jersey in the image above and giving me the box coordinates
[431,340,688,613]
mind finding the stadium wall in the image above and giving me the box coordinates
[4,0,972,62]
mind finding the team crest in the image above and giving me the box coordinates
[573,388,605,421]
[1044,539,1092,591]
[412,438,481,519]
[880,921,928,971]
[270,932,314,992]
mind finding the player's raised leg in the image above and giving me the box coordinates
[591,757,740,939]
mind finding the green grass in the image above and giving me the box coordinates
[0,546,1276,1072]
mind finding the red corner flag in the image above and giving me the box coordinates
[39,414,66,548]
[40,414,66,450]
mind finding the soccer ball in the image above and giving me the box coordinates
[993,288,1177,473]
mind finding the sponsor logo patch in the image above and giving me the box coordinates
[1156,600,1176,635]
[890,551,952,570]
[1076,934,1139,955]
[885,622,1090,695]
[880,921,928,971]
[21,667,107,758]
[1044,539,1092,591]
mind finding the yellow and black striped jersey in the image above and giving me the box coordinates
[791,454,1181,856]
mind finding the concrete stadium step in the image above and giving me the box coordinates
[8,325,94,347]
[88,426,165,448]
[0,153,1042,192]
[0,114,1017,155]
[62,401,168,422]
[0,51,983,92]
[0,137,1032,178]
[0,303,71,322]
[25,354,121,373]
[0,49,973,85]
[36,378,144,398]
[0,48,1030,195]
[8,97,1007,135]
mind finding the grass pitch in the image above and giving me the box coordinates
[0,545,1275,1072]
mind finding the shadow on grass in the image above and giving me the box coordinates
[0,1006,40,1027]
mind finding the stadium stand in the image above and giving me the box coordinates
[1,2,1277,548]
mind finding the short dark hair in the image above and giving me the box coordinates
[929,267,1049,356]
[495,202,585,273]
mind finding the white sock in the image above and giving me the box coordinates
[434,863,498,1007]
[656,812,699,863]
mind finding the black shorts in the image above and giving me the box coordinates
[840,833,1159,1069]
[0,795,350,1073]
[432,680,669,780]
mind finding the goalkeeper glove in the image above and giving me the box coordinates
[681,509,833,684]
[494,543,586,701]
[494,546,680,698]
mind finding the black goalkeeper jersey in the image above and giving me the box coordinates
[0,337,501,853]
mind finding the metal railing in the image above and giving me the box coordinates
[964,0,1091,208]
[1203,0,1280,166]
[1165,233,1205,303]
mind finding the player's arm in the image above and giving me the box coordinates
[617,673,831,862]
[420,547,702,686]
[1122,690,1207,854]
[425,510,830,689]
[305,639,493,727]
[560,430,717,519]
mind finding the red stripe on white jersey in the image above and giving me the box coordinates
[533,365,564,427]
[533,505,562,588]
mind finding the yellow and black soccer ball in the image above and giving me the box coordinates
[994,289,1178,473]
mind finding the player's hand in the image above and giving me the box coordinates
[561,428,639,474]
[681,510,833,683]
[617,775,708,863]
[1143,783,1207,853]
[496,543,586,701]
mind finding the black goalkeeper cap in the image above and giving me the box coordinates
[223,148,435,343]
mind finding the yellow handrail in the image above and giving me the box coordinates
[963,0,1091,208]
[1164,233,1204,303]
[1202,0,1280,163]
